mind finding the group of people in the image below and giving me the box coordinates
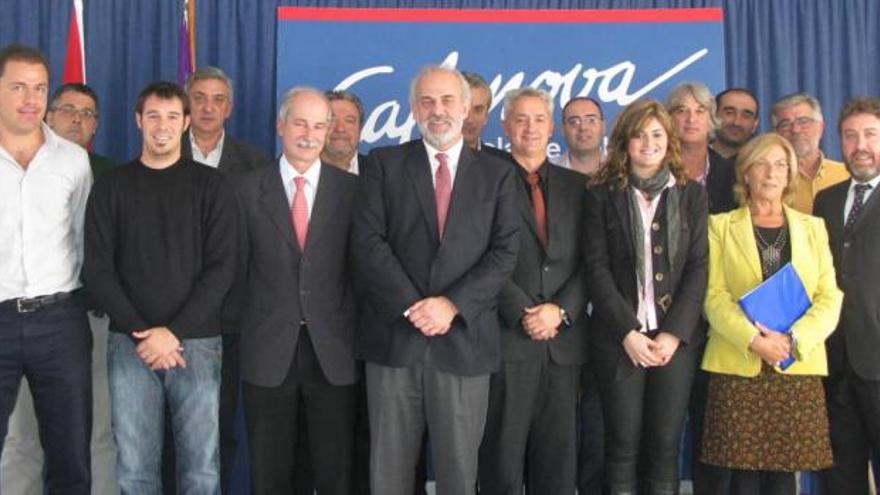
[0,40,879,495]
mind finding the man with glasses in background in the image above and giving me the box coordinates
[772,92,849,213]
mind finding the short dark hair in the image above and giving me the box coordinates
[715,87,759,116]
[562,96,604,121]
[50,83,100,115]
[325,89,365,129]
[838,97,880,135]
[461,71,492,107]
[135,81,189,116]
[0,44,49,79]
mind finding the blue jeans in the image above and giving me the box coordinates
[108,332,221,495]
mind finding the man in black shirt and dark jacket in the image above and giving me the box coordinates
[83,81,237,494]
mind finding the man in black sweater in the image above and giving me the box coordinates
[83,81,237,494]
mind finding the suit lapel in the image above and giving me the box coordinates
[544,165,566,256]
[259,164,301,254]
[611,187,634,261]
[444,145,477,241]
[302,164,339,253]
[729,207,762,282]
[405,142,440,241]
[216,138,236,173]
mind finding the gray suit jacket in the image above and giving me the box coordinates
[237,162,359,387]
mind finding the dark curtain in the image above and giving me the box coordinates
[0,0,877,163]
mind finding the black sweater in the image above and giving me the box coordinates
[83,157,237,339]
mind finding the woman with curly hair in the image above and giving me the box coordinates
[584,99,709,495]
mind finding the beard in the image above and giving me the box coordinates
[848,152,880,182]
[417,115,463,150]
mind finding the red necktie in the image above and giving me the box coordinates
[291,176,309,250]
[526,172,548,248]
[435,153,452,239]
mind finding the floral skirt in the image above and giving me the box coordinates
[700,364,833,471]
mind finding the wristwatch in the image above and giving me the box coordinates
[559,306,571,327]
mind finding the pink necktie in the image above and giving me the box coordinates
[435,153,452,239]
[291,176,309,250]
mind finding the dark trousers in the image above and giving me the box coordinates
[0,295,92,494]
[729,470,795,495]
[600,341,700,494]
[688,360,731,495]
[819,362,880,495]
[292,362,372,495]
[243,328,357,495]
[479,355,580,495]
[219,333,241,494]
[578,362,605,495]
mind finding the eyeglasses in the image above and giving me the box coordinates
[53,105,97,120]
[565,115,602,127]
[775,116,817,132]
[191,94,230,106]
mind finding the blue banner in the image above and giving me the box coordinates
[277,7,725,158]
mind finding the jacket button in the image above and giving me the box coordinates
[843,242,850,248]
[542,265,550,272]
[651,222,660,232]
[653,245,663,254]
[654,272,664,282]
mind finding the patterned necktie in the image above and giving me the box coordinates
[845,183,872,232]
[435,153,452,239]
[526,172,548,248]
[291,176,309,249]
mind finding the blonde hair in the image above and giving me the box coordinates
[593,99,686,189]
[733,133,799,205]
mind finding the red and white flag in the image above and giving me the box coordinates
[63,0,86,83]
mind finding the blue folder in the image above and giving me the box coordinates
[738,262,811,370]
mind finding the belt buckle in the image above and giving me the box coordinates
[16,298,37,314]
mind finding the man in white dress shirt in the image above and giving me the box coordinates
[0,43,93,495]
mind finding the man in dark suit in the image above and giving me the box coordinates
[351,65,519,495]
[816,97,880,495]
[237,87,359,495]
[181,66,269,494]
[477,88,588,494]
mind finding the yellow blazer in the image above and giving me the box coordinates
[702,206,843,377]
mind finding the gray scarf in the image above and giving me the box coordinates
[627,167,681,297]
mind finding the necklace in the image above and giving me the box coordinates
[754,224,787,278]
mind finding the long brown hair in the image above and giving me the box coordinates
[593,99,686,190]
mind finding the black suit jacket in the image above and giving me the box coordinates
[815,180,880,380]
[183,131,270,175]
[351,140,520,376]
[183,132,270,333]
[583,180,709,382]
[706,148,738,214]
[498,162,589,365]
[237,162,359,387]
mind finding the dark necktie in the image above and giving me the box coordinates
[845,183,872,232]
[291,176,309,249]
[526,172,548,248]
[435,153,452,239]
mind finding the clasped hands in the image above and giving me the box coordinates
[622,330,680,368]
[406,297,458,336]
[522,303,563,341]
[748,321,792,367]
[132,326,187,371]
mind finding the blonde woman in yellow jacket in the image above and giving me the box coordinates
[700,133,843,495]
